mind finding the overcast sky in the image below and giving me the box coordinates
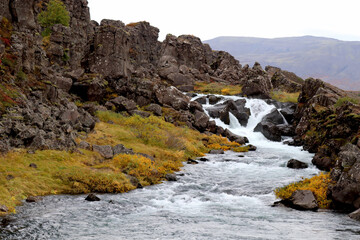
[87,0,360,42]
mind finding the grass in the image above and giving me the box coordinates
[270,90,300,103]
[334,97,359,108]
[0,110,244,215]
[194,81,242,95]
[274,172,334,209]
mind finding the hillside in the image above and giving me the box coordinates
[204,36,360,91]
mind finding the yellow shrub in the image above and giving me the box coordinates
[194,81,242,95]
[270,90,300,103]
[274,172,334,209]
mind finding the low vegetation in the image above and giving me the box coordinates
[194,81,242,95]
[38,0,70,37]
[270,90,300,103]
[274,172,334,209]
[0,110,244,214]
[334,97,359,108]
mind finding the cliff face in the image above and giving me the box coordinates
[1,0,359,213]
[292,78,360,210]
[1,0,262,152]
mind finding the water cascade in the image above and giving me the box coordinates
[1,95,360,239]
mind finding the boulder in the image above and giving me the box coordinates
[165,173,177,181]
[189,101,204,113]
[113,144,134,156]
[130,110,151,118]
[287,159,308,169]
[262,109,285,125]
[145,104,162,116]
[208,95,223,105]
[223,129,248,145]
[280,104,296,124]
[349,208,360,221]
[60,109,80,125]
[93,145,114,159]
[194,96,207,105]
[193,110,209,132]
[125,174,143,189]
[29,163,37,168]
[254,122,281,142]
[85,193,101,201]
[209,149,225,154]
[247,145,257,151]
[284,190,318,211]
[6,175,15,181]
[155,86,190,111]
[78,141,91,150]
[0,205,8,213]
[277,124,295,137]
[208,100,250,126]
[109,96,137,112]
[26,196,42,203]
[54,76,73,93]
[187,158,199,164]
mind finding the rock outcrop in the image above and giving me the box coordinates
[292,77,360,211]
[282,190,318,211]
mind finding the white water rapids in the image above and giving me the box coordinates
[1,94,360,240]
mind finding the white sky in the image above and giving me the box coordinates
[87,0,360,42]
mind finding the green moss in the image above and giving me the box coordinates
[334,97,359,108]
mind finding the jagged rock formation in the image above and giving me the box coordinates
[1,0,260,152]
[265,66,303,93]
[292,77,360,211]
[2,0,360,215]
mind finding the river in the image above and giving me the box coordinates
[1,95,360,240]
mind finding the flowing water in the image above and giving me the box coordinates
[1,95,360,240]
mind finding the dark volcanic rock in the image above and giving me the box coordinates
[209,149,225,154]
[329,144,360,210]
[283,190,318,211]
[165,173,177,181]
[78,141,91,150]
[254,122,281,142]
[208,95,223,105]
[113,144,134,156]
[29,163,37,169]
[208,100,250,127]
[287,159,308,169]
[349,208,360,221]
[125,174,143,189]
[194,96,207,105]
[254,108,286,141]
[223,129,248,145]
[108,96,137,113]
[247,144,257,151]
[193,110,209,132]
[85,193,101,202]
[0,205,9,213]
[187,158,199,164]
[145,104,162,116]
[93,145,114,159]
[26,196,42,203]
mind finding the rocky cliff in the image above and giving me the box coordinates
[1,0,360,215]
[292,78,360,211]
[1,0,269,153]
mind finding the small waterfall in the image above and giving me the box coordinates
[196,94,278,144]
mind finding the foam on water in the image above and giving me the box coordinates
[2,94,360,240]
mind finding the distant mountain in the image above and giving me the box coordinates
[204,36,360,91]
